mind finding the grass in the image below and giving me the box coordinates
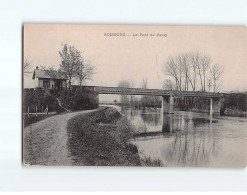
[67,107,163,166]
[23,114,50,127]
[23,110,67,127]
[141,157,164,167]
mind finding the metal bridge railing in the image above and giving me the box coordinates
[94,86,222,98]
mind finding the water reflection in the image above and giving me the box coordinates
[162,114,174,133]
[104,105,247,167]
[162,129,220,167]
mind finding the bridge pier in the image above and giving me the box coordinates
[162,114,174,133]
[162,95,175,114]
[210,97,221,115]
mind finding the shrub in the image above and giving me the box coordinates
[222,93,247,112]
[23,88,58,113]
[58,87,98,111]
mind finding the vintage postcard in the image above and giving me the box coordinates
[23,24,247,167]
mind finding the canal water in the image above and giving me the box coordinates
[105,105,247,167]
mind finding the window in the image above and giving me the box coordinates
[43,80,50,88]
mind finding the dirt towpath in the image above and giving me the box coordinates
[23,108,101,166]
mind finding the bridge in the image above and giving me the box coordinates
[94,86,222,97]
[89,86,222,115]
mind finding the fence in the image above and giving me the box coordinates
[23,105,59,127]
[23,105,50,118]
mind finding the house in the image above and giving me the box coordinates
[32,66,67,90]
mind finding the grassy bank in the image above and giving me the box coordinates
[67,107,163,166]
[23,114,50,128]
[23,111,68,127]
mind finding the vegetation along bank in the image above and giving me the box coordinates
[67,107,163,166]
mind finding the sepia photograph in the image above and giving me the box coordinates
[22,24,247,167]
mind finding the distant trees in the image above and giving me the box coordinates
[162,79,175,90]
[40,66,61,78]
[141,78,148,89]
[163,51,224,92]
[117,79,160,107]
[210,64,224,92]
[140,78,160,107]
[140,78,149,106]
[23,59,32,75]
[118,80,131,105]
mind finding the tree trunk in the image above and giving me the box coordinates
[198,69,203,91]
[214,79,216,92]
[203,72,206,91]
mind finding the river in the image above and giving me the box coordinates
[103,104,247,167]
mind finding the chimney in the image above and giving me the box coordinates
[36,66,39,69]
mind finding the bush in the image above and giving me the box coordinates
[23,88,59,113]
[58,87,98,111]
[222,93,247,112]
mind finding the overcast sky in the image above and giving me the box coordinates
[24,24,247,102]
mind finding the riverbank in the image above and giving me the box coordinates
[223,108,247,117]
[67,107,163,166]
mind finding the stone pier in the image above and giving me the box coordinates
[210,97,221,115]
[162,114,174,133]
[162,95,175,114]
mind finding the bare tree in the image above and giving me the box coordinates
[189,52,197,91]
[210,64,224,92]
[178,53,195,91]
[200,55,210,91]
[59,44,82,88]
[190,52,204,91]
[175,55,184,91]
[23,59,32,75]
[216,80,223,92]
[75,60,95,86]
[163,51,223,93]
[207,78,213,92]
[163,56,180,90]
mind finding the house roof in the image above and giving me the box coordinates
[32,69,67,80]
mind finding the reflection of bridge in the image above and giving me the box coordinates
[92,86,222,115]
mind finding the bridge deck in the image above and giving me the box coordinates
[94,86,222,98]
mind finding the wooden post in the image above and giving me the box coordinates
[46,105,48,115]
[36,106,37,117]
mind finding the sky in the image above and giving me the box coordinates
[23,24,247,101]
